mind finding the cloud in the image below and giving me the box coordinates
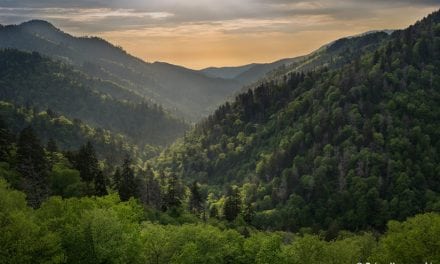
[0,7,174,32]
[0,0,438,68]
[0,0,439,32]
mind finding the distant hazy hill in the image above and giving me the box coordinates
[201,64,257,79]
[200,30,393,89]
[200,57,305,85]
[0,49,188,147]
[0,20,241,121]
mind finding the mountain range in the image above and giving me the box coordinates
[155,10,440,232]
[0,20,240,121]
[0,7,439,263]
[0,20,396,122]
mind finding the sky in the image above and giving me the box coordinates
[0,1,439,69]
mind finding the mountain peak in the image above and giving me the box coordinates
[20,20,56,29]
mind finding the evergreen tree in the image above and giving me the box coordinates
[74,141,100,195]
[223,186,241,222]
[118,156,137,201]
[209,205,218,219]
[113,167,122,190]
[16,126,49,207]
[243,203,255,224]
[46,138,58,153]
[189,181,203,215]
[75,142,99,183]
[0,117,13,162]
[136,165,162,209]
[165,172,182,209]
[94,170,108,196]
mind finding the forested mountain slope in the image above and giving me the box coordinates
[200,57,305,85]
[0,21,241,121]
[0,102,156,162]
[0,49,188,147]
[155,10,440,232]
[201,31,391,90]
[201,64,257,79]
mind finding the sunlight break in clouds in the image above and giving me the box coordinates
[0,0,439,68]
[0,7,173,23]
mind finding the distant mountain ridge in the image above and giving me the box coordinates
[0,21,398,122]
[0,20,242,121]
[201,64,257,79]
[199,30,394,87]
[0,48,188,148]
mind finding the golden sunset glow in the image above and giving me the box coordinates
[1,1,439,69]
[99,7,437,69]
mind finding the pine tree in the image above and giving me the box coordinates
[165,172,182,209]
[243,203,255,224]
[75,141,99,195]
[46,138,58,153]
[118,156,137,201]
[16,126,49,208]
[223,186,241,222]
[75,142,99,183]
[0,117,13,162]
[209,205,218,219]
[94,170,108,196]
[189,181,203,215]
[113,167,121,190]
[46,138,58,168]
[136,165,162,209]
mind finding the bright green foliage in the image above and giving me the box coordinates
[242,233,283,264]
[1,177,440,263]
[0,179,64,263]
[281,233,377,264]
[142,223,244,264]
[49,164,84,198]
[36,194,144,264]
[372,213,440,263]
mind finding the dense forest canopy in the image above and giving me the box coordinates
[154,9,440,232]
[0,7,439,264]
[0,101,155,162]
[0,49,188,148]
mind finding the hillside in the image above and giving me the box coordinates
[0,21,241,121]
[201,31,392,93]
[0,49,188,147]
[155,10,440,232]
[0,6,439,264]
[262,31,392,84]
[201,57,305,85]
[0,101,157,162]
[201,64,257,79]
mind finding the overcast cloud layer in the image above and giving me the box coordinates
[1,0,439,68]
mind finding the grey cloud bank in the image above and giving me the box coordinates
[0,0,439,34]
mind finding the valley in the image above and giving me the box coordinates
[0,6,439,264]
